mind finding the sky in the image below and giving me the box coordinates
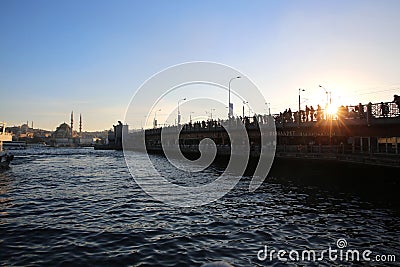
[1,0,400,131]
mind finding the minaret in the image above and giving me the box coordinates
[70,111,74,137]
[79,114,82,136]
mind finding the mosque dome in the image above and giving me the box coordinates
[20,124,30,133]
[53,122,72,138]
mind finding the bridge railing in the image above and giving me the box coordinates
[143,100,400,135]
[367,102,399,118]
[273,100,400,124]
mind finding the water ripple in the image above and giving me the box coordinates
[0,148,399,266]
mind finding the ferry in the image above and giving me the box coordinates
[0,122,14,169]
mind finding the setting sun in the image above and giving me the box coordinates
[326,104,339,116]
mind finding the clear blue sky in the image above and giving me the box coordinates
[1,0,399,130]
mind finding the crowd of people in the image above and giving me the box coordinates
[275,95,400,123]
[275,105,325,123]
[181,113,273,131]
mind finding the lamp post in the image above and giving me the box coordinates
[206,109,216,120]
[298,88,305,123]
[319,85,333,144]
[242,101,248,119]
[210,108,215,120]
[319,84,331,107]
[178,98,186,126]
[265,102,271,116]
[189,112,195,124]
[228,76,241,118]
[153,109,161,128]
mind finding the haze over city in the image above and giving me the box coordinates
[1,0,399,131]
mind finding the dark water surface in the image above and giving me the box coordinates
[1,148,399,266]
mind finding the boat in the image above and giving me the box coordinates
[2,141,27,150]
[0,122,14,169]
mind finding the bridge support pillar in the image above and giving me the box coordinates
[360,137,363,153]
[385,137,388,153]
[377,138,379,153]
[368,137,371,153]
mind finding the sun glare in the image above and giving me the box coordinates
[326,104,338,116]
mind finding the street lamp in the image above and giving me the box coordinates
[319,85,332,120]
[177,98,186,126]
[319,85,333,144]
[228,76,241,118]
[189,111,195,124]
[298,88,305,123]
[153,109,161,128]
[319,85,332,105]
[242,101,248,118]
[248,107,253,117]
[265,102,271,116]
[209,108,216,120]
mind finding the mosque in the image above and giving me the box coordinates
[51,111,83,146]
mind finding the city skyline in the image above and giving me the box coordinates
[1,0,400,131]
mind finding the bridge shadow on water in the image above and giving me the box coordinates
[148,149,399,210]
[211,155,400,211]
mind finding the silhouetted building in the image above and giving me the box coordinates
[113,121,128,150]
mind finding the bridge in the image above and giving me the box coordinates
[111,100,400,168]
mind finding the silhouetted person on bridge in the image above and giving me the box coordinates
[237,116,242,126]
[257,114,263,124]
[287,108,292,122]
[277,112,283,123]
[301,110,306,122]
[283,109,288,122]
[366,102,373,123]
[309,106,315,122]
[358,103,365,119]
[244,116,250,126]
[316,105,322,121]
[305,105,310,122]
[381,102,389,117]
[252,115,258,125]
[293,111,298,123]
[394,95,400,112]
